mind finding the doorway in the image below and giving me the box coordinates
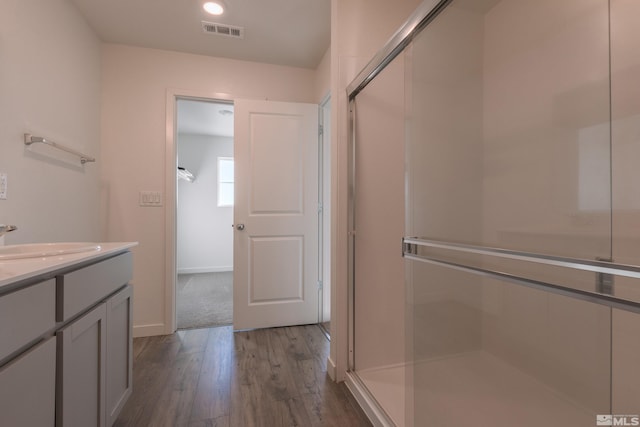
[175,98,235,330]
[167,93,331,334]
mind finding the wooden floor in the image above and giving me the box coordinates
[114,325,372,427]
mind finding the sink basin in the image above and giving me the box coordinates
[0,242,101,260]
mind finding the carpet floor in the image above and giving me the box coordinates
[177,272,233,329]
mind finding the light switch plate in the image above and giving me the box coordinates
[0,173,7,200]
[139,191,163,207]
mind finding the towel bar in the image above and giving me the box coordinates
[24,133,96,164]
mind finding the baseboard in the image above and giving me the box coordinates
[327,356,337,381]
[177,266,233,274]
[133,323,167,337]
[345,372,396,427]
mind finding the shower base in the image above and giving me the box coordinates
[358,364,406,426]
[354,350,595,427]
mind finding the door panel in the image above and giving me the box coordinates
[249,236,303,303]
[234,99,319,330]
[249,114,304,214]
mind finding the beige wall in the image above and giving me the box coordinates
[101,44,320,336]
[0,0,102,244]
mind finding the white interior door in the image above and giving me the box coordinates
[233,99,319,330]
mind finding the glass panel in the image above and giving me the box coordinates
[408,261,612,427]
[610,11,640,420]
[612,308,640,417]
[353,53,407,425]
[611,0,640,290]
[406,0,612,260]
[403,0,618,426]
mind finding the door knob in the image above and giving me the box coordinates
[236,224,245,231]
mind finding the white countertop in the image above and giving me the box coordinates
[0,242,138,290]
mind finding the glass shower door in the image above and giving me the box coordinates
[406,0,612,258]
[403,0,635,426]
[351,51,408,426]
[348,0,640,425]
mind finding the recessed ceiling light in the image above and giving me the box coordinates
[203,1,224,15]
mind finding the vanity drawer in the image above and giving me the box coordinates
[0,279,56,362]
[57,252,133,322]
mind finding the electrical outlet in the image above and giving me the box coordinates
[0,173,7,200]
[139,191,163,207]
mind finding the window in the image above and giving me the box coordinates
[218,157,234,207]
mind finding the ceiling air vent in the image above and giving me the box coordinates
[201,21,244,39]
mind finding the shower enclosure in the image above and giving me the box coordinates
[347,0,640,426]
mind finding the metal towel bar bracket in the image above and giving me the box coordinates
[24,133,96,164]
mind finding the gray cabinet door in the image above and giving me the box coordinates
[106,285,133,427]
[0,336,56,427]
[57,303,107,427]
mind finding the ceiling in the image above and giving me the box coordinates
[69,0,330,137]
[69,0,331,70]
[177,99,234,137]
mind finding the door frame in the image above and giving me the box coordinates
[164,89,234,334]
[319,93,331,334]
[165,90,329,334]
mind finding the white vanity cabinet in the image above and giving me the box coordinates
[0,247,134,427]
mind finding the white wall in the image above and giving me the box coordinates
[101,44,319,336]
[315,48,332,102]
[0,0,102,244]
[177,134,233,273]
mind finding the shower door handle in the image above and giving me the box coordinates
[235,223,245,231]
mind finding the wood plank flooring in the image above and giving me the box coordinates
[114,325,372,427]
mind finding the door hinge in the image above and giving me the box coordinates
[317,280,323,290]
[317,203,323,214]
[318,124,324,136]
